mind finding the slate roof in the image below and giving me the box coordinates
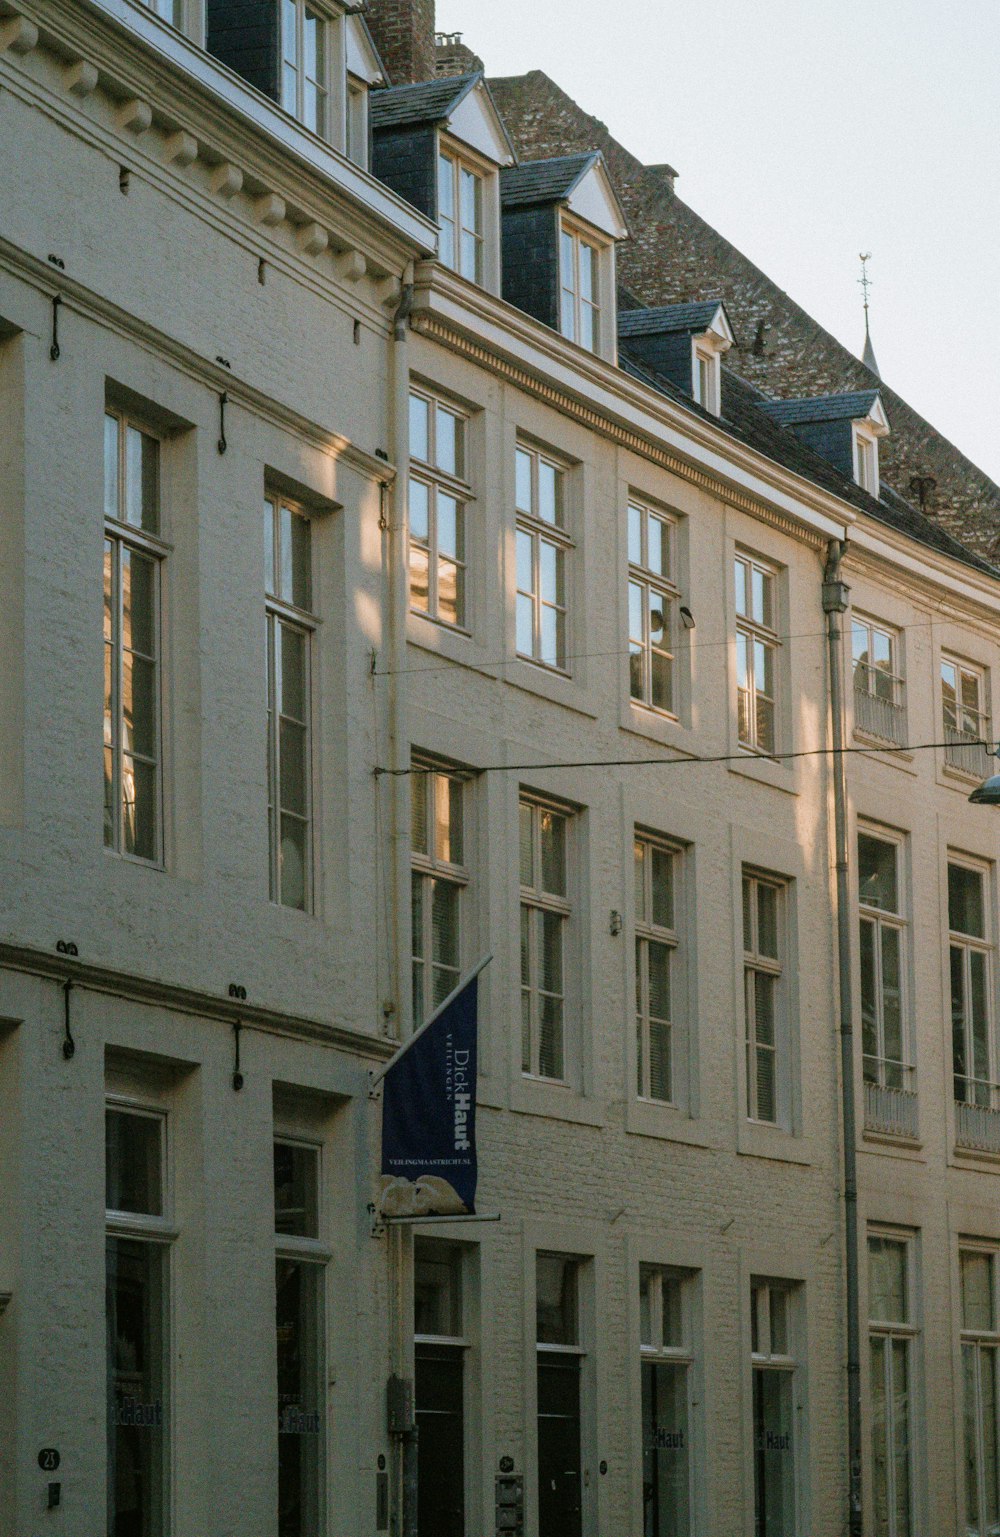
[759,391,882,427]
[618,302,727,338]
[500,153,599,208]
[370,73,480,131]
[617,342,998,580]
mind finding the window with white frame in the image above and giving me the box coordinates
[281,0,331,138]
[411,762,468,1027]
[274,1139,328,1537]
[735,553,778,755]
[634,833,680,1105]
[750,1279,798,1537]
[868,1232,917,1537]
[414,1239,468,1537]
[106,1102,174,1537]
[692,345,718,415]
[640,1265,694,1536]
[949,859,995,1109]
[536,1254,585,1537]
[628,498,678,715]
[438,147,484,283]
[409,391,469,628]
[852,616,905,744]
[858,831,909,1093]
[559,222,600,351]
[516,443,570,670]
[743,870,786,1126]
[942,656,993,778]
[854,430,878,495]
[520,797,571,1081]
[345,76,368,167]
[142,0,184,27]
[960,1245,1000,1537]
[104,410,164,865]
[265,494,315,912]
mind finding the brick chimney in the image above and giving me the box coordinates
[435,31,484,77]
[365,0,437,85]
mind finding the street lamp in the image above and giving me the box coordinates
[969,747,1000,804]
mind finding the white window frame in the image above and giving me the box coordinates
[345,73,368,167]
[437,140,486,284]
[959,1243,1000,1537]
[858,827,911,1094]
[634,833,682,1106]
[734,551,779,756]
[105,1097,176,1537]
[948,855,996,1110]
[742,868,787,1127]
[627,497,678,717]
[868,1229,918,1537]
[692,345,719,415]
[750,1279,799,1537]
[852,614,905,744]
[265,492,316,912]
[559,217,602,353]
[410,760,469,1028]
[520,796,572,1083]
[280,0,337,140]
[408,389,470,630]
[639,1265,695,1536]
[941,655,993,778]
[515,441,572,672]
[104,408,166,867]
[853,426,879,496]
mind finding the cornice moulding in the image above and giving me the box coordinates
[846,519,1000,627]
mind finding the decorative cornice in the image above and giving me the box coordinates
[0,238,398,484]
[0,941,397,1061]
[412,311,824,549]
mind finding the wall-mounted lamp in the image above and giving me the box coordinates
[609,910,623,937]
[0,1292,12,1316]
[969,746,1000,805]
[680,605,695,630]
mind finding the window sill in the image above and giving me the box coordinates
[510,1074,604,1128]
[625,1097,717,1148]
[860,1127,924,1158]
[737,1119,814,1165]
[850,729,916,773]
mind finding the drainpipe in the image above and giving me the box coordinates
[822,538,862,1537]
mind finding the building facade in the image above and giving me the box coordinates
[2,2,1000,1536]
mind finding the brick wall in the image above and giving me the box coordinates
[488,69,1000,561]
[366,0,437,86]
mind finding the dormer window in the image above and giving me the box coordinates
[559,222,600,352]
[854,429,878,495]
[617,302,734,416]
[346,76,368,167]
[281,0,330,138]
[756,389,890,494]
[438,148,484,282]
[693,345,720,414]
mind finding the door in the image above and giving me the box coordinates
[537,1351,582,1537]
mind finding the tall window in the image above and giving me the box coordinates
[274,1140,327,1537]
[859,831,908,1092]
[640,1266,693,1536]
[634,834,679,1104]
[106,1103,172,1537]
[411,764,467,1027]
[751,1280,797,1537]
[855,432,878,494]
[536,1254,584,1537]
[692,346,718,414]
[438,150,483,282]
[516,443,569,670]
[628,499,677,715]
[852,617,904,744]
[281,0,329,138]
[868,1232,916,1537]
[265,495,314,911]
[345,77,368,167]
[949,860,994,1108]
[414,1240,467,1537]
[520,798,570,1081]
[559,224,600,351]
[942,657,992,778]
[409,391,469,628]
[743,870,784,1125]
[104,411,163,864]
[735,553,777,754]
[961,1246,1000,1537]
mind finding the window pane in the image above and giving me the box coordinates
[560,230,575,293]
[860,919,878,1065]
[742,876,754,953]
[734,558,748,618]
[648,939,671,1023]
[437,494,460,560]
[409,479,430,544]
[859,834,898,913]
[649,846,673,930]
[106,1109,162,1215]
[634,839,646,922]
[852,620,870,665]
[123,758,157,861]
[536,1255,577,1345]
[106,1237,166,1537]
[628,503,643,566]
[435,408,459,477]
[280,814,307,910]
[519,801,533,887]
[649,1016,671,1103]
[648,515,667,578]
[643,1360,690,1537]
[539,539,561,607]
[431,877,460,974]
[540,601,561,669]
[276,1257,324,1534]
[756,884,778,959]
[411,772,428,855]
[280,506,311,611]
[962,1251,994,1332]
[541,910,564,995]
[123,655,156,759]
[409,544,430,614]
[950,863,985,938]
[410,395,429,464]
[105,414,120,522]
[639,1266,653,1347]
[414,1241,460,1337]
[540,810,566,896]
[869,1236,907,1324]
[539,992,564,1081]
[516,528,534,596]
[438,154,455,219]
[125,426,159,534]
[538,461,560,525]
[434,773,462,865]
[753,1368,794,1537]
[515,449,533,513]
[891,1338,912,1534]
[274,1141,319,1239]
[881,926,903,1067]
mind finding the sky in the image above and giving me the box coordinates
[435,0,1000,485]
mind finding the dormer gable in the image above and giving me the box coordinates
[370,73,513,293]
[758,390,890,497]
[345,14,386,168]
[617,301,735,416]
[499,153,628,361]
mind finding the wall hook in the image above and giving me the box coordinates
[217,390,228,454]
[62,979,75,1060]
[232,1018,243,1091]
[49,294,61,361]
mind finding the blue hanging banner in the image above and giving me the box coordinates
[379,972,480,1218]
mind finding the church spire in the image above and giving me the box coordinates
[858,252,880,377]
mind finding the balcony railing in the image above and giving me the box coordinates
[853,680,906,746]
[864,1080,919,1140]
[955,1098,1000,1154]
[944,723,994,779]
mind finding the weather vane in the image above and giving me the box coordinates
[858,252,873,335]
